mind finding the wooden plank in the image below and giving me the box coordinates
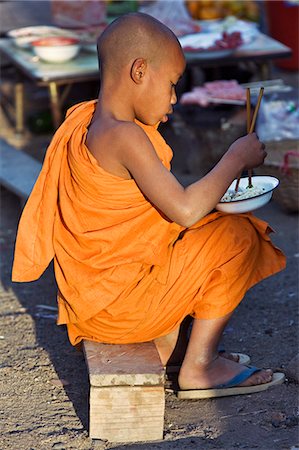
[83,340,165,387]
[89,385,165,442]
[0,138,41,200]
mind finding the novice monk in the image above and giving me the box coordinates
[12,13,286,397]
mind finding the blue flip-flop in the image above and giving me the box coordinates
[177,367,285,399]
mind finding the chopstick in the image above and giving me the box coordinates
[246,87,251,129]
[247,88,253,188]
[235,86,264,192]
[235,88,251,191]
[249,87,264,133]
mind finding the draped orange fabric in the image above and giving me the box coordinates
[12,100,286,346]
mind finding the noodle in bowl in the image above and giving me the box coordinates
[216,176,279,213]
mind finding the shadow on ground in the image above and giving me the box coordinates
[0,188,90,431]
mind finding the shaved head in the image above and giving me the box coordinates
[97,12,181,79]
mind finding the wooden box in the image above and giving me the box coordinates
[83,340,165,443]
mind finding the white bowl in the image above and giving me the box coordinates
[31,37,80,63]
[216,176,279,214]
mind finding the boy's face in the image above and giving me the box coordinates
[136,43,186,126]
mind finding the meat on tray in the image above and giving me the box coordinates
[180,80,246,107]
[182,31,243,52]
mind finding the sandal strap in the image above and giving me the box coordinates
[215,366,261,389]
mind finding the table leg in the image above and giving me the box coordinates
[60,83,72,105]
[15,81,25,136]
[260,62,272,80]
[48,81,62,129]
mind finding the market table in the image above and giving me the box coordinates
[0,32,291,134]
[0,39,100,136]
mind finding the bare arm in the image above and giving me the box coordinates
[116,123,266,227]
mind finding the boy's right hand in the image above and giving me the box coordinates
[227,133,267,170]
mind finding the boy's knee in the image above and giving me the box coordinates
[221,215,259,248]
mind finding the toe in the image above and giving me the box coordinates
[255,369,273,385]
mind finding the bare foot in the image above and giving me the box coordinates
[178,356,273,390]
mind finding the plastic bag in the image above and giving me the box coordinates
[256,90,299,141]
[139,0,200,36]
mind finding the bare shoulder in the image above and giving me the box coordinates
[112,121,159,163]
[86,120,151,179]
[111,121,151,150]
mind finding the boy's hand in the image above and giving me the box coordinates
[227,133,267,170]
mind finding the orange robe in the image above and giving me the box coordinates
[12,100,286,346]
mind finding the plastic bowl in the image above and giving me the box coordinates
[31,37,80,63]
[216,176,279,214]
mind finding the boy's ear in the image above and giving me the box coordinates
[131,58,147,84]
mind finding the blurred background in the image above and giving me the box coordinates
[0,0,298,212]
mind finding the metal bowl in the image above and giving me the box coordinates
[216,176,279,214]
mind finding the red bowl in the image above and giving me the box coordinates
[31,36,79,47]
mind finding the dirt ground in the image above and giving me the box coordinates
[1,178,298,450]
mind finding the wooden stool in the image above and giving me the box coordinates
[83,340,165,443]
